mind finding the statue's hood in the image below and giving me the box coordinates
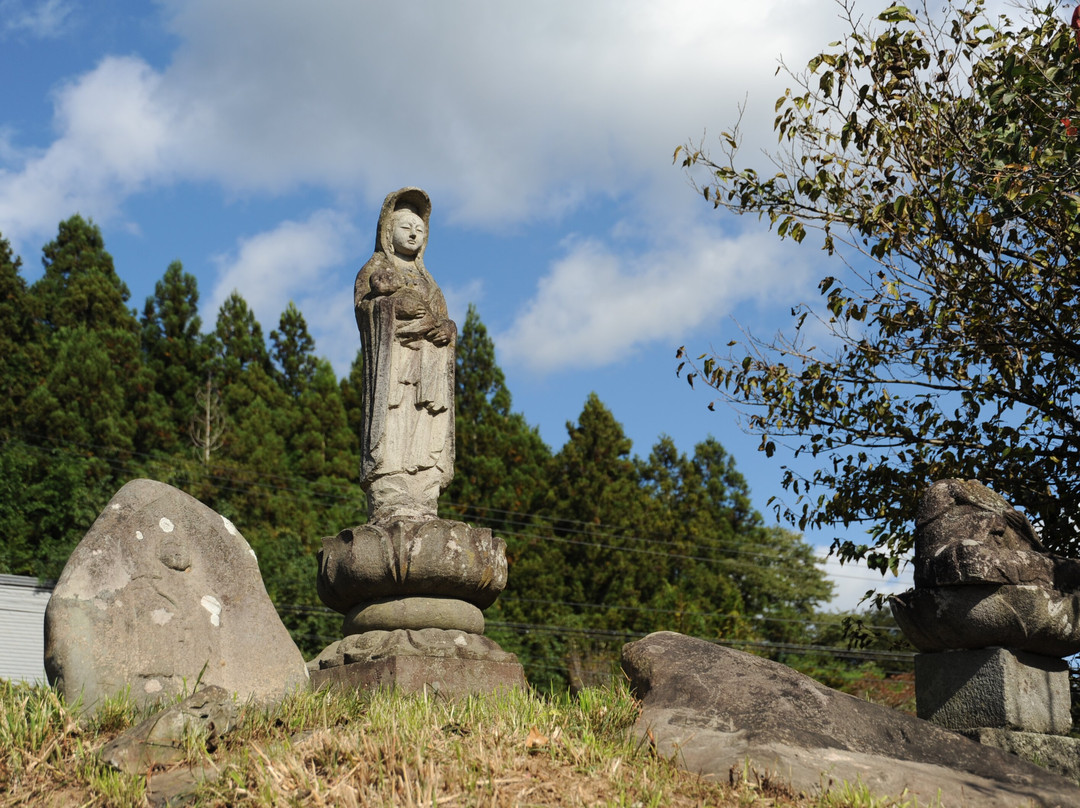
[374,187,431,260]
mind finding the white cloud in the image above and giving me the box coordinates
[817,547,914,613]
[153,0,839,222]
[0,0,872,245]
[0,0,893,373]
[0,56,173,240]
[497,222,816,373]
[207,210,358,366]
[2,0,74,38]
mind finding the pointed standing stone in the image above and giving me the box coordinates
[45,479,308,711]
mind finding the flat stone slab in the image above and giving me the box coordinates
[622,632,1080,808]
[310,655,527,698]
[916,648,1071,734]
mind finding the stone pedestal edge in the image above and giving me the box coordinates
[309,655,527,698]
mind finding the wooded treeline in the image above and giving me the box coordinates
[0,215,903,690]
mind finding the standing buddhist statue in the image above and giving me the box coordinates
[311,188,524,696]
[354,188,456,524]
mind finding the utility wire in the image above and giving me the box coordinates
[486,620,914,663]
[276,604,910,663]
[496,595,902,632]
[6,432,898,585]
[274,598,902,638]
[290,617,913,665]
[5,429,905,571]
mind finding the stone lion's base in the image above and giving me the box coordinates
[915,648,1071,735]
[308,628,526,697]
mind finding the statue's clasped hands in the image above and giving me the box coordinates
[426,320,455,347]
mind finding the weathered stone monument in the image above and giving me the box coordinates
[44,479,309,712]
[309,187,525,695]
[890,479,1080,778]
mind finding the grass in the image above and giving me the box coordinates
[0,678,934,808]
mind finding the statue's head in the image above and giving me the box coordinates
[376,188,431,261]
[389,206,426,258]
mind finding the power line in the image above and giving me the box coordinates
[5,432,903,631]
[496,595,901,632]
[276,596,902,637]
[485,621,914,663]
[9,430,891,587]
[494,524,891,584]
[4,430,906,586]
[4,431,363,503]
[275,603,910,664]
[445,500,831,565]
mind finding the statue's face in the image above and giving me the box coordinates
[390,210,425,257]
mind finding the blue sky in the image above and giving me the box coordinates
[0,0,926,609]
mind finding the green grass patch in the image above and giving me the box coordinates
[0,679,936,807]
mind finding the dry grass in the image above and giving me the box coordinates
[0,678,925,808]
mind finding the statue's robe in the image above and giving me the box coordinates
[353,188,455,521]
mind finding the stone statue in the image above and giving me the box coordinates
[891,479,1080,737]
[312,188,524,696]
[891,478,1080,655]
[354,187,456,524]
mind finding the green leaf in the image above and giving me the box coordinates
[878,5,916,23]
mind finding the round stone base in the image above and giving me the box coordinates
[310,628,518,670]
[316,518,507,614]
[343,596,484,634]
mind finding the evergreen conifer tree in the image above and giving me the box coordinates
[33,215,132,332]
[140,261,208,453]
[339,347,365,444]
[531,394,650,687]
[0,236,34,436]
[446,305,550,531]
[10,217,148,576]
[211,292,271,385]
[270,302,317,399]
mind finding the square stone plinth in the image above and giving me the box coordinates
[310,655,527,698]
[916,648,1070,735]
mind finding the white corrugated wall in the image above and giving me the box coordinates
[0,574,53,683]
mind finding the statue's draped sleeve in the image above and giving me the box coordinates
[355,255,396,485]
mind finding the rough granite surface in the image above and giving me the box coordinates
[964,728,1080,784]
[913,479,1080,590]
[45,479,308,711]
[891,584,1080,655]
[310,628,516,670]
[622,632,1080,808]
[101,685,237,774]
[913,648,1072,734]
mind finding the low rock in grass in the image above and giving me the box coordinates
[622,631,1080,808]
